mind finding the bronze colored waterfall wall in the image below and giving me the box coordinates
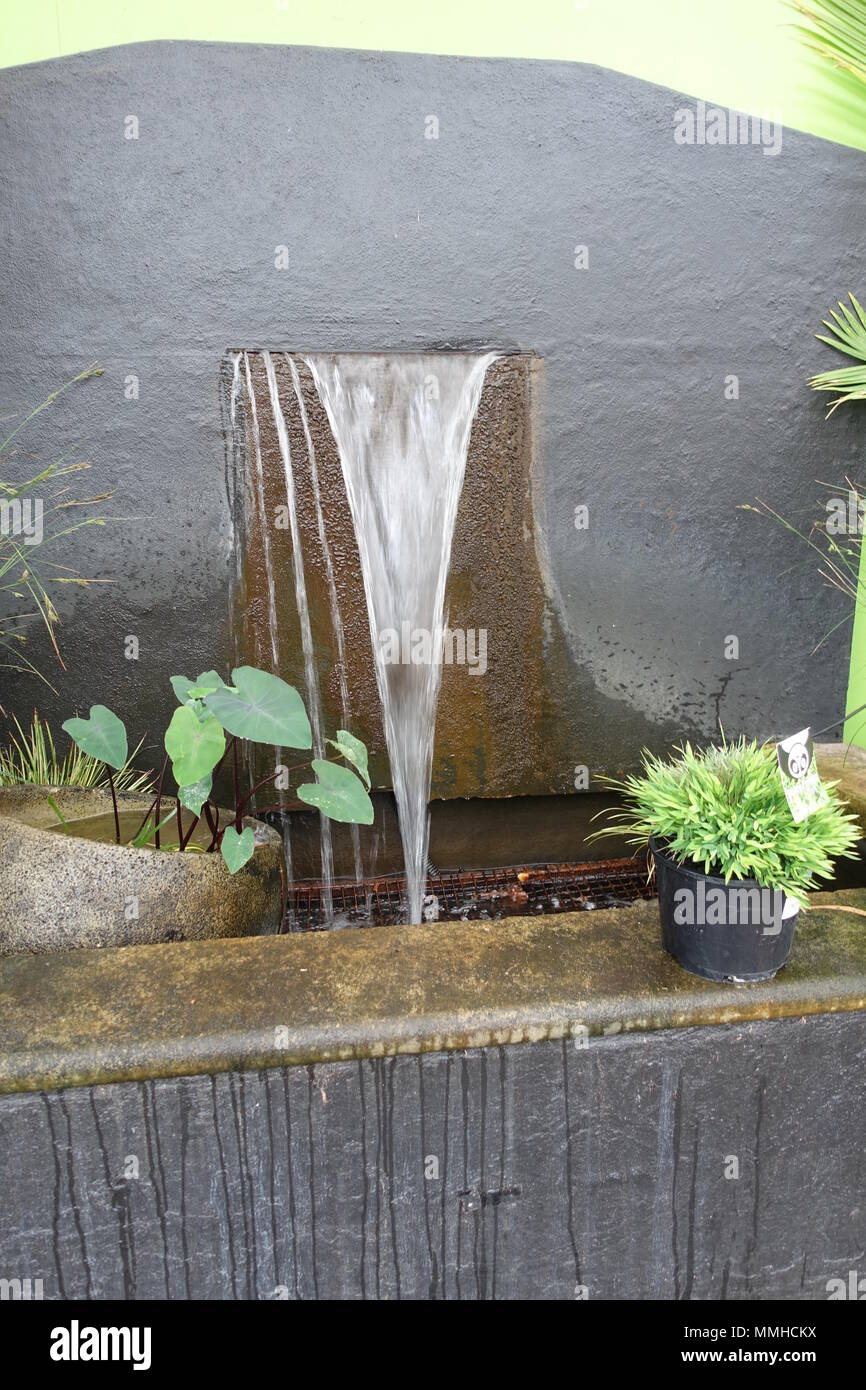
[227,352,577,804]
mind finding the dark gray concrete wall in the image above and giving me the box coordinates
[1,42,864,789]
[1,1013,864,1299]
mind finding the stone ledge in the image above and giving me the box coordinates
[1,888,865,1094]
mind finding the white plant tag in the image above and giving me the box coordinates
[776,727,829,823]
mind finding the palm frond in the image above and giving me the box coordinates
[809,295,866,413]
[790,1,866,88]
[789,6,866,406]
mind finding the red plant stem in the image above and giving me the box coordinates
[107,769,120,845]
[154,754,168,850]
[212,736,234,781]
[204,801,220,851]
[130,791,160,845]
[236,768,284,818]
[179,810,200,852]
[238,754,344,819]
[233,741,241,832]
[175,797,184,849]
[178,737,237,853]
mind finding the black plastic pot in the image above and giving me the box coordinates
[651,838,799,983]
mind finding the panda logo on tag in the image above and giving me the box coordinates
[785,739,811,781]
[776,727,829,823]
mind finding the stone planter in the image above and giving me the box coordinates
[0,786,283,955]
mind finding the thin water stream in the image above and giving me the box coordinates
[262,351,335,921]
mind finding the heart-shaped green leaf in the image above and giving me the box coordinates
[204,666,312,748]
[62,705,128,771]
[327,729,371,788]
[297,759,375,824]
[195,670,227,691]
[165,705,225,786]
[221,824,255,874]
[171,670,227,705]
[177,772,212,816]
[170,675,195,705]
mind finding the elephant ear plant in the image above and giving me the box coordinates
[61,665,374,873]
[592,737,860,982]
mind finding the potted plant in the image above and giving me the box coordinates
[0,665,373,955]
[592,737,860,983]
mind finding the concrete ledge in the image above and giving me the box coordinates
[1,888,865,1094]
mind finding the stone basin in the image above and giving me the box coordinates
[0,785,283,956]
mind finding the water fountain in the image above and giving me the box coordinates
[306,352,497,923]
[228,348,497,925]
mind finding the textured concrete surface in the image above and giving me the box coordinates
[0,786,283,954]
[1,1012,864,1298]
[1,887,865,1093]
[816,741,866,829]
[1,42,864,801]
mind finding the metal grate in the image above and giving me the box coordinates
[285,857,653,931]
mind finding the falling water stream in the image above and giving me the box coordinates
[239,353,297,908]
[288,356,363,885]
[306,352,497,923]
[263,351,335,920]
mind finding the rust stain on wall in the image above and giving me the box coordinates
[436,355,574,796]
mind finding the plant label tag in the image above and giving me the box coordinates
[776,727,828,823]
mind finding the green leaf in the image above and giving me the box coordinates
[170,675,195,705]
[221,824,255,874]
[204,666,312,748]
[297,759,375,824]
[809,294,866,413]
[47,794,69,833]
[195,670,227,691]
[588,735,861,904]
[327,729,371,788]
[164,705,225,786]
[177,772,212,816]
[171,670,227,705]
[62,705,128,771]
[131,810,176,850]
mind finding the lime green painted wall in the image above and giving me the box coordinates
[3,0,866,742]
[2,0,865,152]
[845,574,866,747]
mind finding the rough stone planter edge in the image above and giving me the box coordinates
[0,785,283,955]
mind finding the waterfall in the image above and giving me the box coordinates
[241,354,295,920]
[287,356,363,885]
[306,351,496,924]
[263,351,335,921]
[227,353,244,607]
